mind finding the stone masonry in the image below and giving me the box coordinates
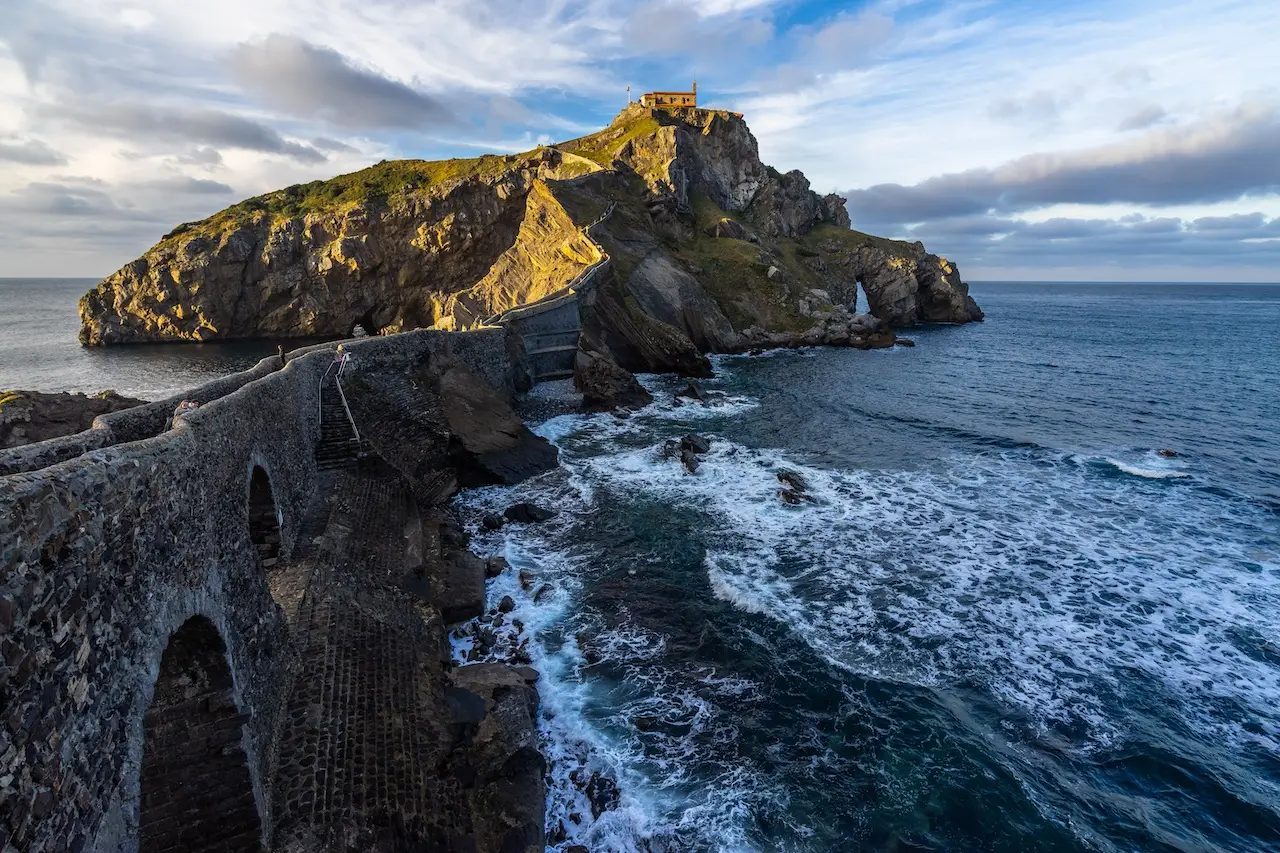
[0,328,549,853]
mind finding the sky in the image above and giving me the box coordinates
[1,0,1278,281]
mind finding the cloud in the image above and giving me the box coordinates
[137,177,235,194]
[312,137,360,154]
[230,34,453,130]
[625,0,773,58]
[895,211,1280,277]
[846,102,1280,228]
[988,90,1069,122]
[0,139,69,166]
[55,102,326,163]
[1117,104,1166,131]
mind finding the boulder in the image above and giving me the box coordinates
[680,449,699,474]
[574,348,653,412]
[498,595,516,614]
[485,556,510,578]
[674,379,708,404]
[449,664,546,853]
[504,503,555,524]
[585,772,621,820]
[776,470,808,493]
[680,434,711,454]
[482,513,505,531]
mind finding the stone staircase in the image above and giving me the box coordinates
[315,374,364,471]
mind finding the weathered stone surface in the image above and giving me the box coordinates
[0,328,546,853]
[449,663,545,853]
[0,389,144,448]
[574,349,653,412]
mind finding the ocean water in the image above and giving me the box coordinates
[453,283,1280,852]
[0,278,307,398]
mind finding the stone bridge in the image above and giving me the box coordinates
[0,328,551,853]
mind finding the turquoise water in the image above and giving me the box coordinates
[457,282,1280,852]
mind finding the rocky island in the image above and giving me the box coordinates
[79,105,981,395]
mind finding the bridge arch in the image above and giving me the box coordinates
[139,615,264,852]
[247,463,282,571]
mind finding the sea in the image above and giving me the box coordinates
[0,278,300,397]
[5,278,1280,851]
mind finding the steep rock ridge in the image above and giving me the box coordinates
[433,180,603,330]
[80,105,982,369]
[79,148,600,344]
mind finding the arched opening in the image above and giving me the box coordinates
[248,465,281,570]
[139,616,263,852]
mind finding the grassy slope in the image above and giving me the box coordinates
[161,150,546,246]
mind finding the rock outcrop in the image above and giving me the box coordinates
[574,348,654,411]
[80,104,983,388]
[0,390,144,448]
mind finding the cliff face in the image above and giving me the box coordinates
[80,105,981,355]
[79,149,598,344]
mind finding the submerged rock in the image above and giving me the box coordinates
[680,449,700,474]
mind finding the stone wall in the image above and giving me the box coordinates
[0,327,516,852]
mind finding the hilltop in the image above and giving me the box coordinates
[79,105,982,376]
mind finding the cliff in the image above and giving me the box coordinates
[80,106,982,362]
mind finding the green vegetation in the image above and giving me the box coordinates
[803,223,916,257]
[162,151,543,244]
[561,114,662,168]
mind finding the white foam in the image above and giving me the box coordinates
[455,402,1280,847]
[1105,457,1192,479]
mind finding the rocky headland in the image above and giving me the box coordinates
[80,104,981,398]
[0,389,145,449]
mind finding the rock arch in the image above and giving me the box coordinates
[247,464,281,570]
[139,616,263,852]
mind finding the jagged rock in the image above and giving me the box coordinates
[504,503,555,524]
[675,380,708,403]
[704,218,758,242]
[574,349,653,412]
[661,439,680,459]
[680,434,711,454]
[498,595,516,614]
[0,390,145,448]
[82,102,980,370]
[585,772,621,820]
[680,449,699,474]
[777,470,808,493]
[449,664,546,853]
[519,569,535,590]
[482,513,505,531]
[434,361,559,484]
[486,556,511,578]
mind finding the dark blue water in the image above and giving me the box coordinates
[0,278,305,398]
[455,283,1280,852]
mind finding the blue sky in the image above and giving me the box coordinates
[1,0,1277,280]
